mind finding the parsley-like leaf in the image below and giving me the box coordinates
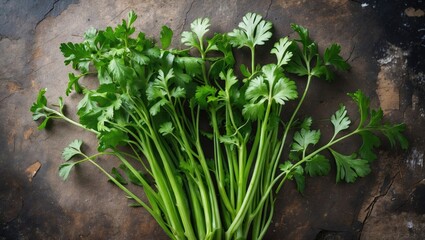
[30,88,48,120]
[159,122,174,136]
[242,102,265,121]
[160,25,173,49]
[271,37,293,67]
[272,76,298,105]
[191,18,210,41]
[292,128,321,152]
[195,85,218,108]
[60,42,91,72]
[358,131,381,161]
[108,58,134,88]
[228,12,272,48]
[62,139,83,161]
[324,44,350,71]
[305,154,331,177]
[245,76,268,103]
[66,73,83,96]
[59,162,75,181]
[98,128,129,151]
[331,105,351,137]
[349,90,409,153]
[290,24,312,50]
[330,149,371,183]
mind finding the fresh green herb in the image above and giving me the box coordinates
[31,11,408,240]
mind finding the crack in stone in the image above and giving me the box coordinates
[108,6,131,25]
[347,26,362,62]
[392,178,425,211]
[265,0,273,19]
[179,0,196,36]
[359,172,399,239]
[0,93,14,104]
[35,0,60,30]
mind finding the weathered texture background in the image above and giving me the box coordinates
[1,0,424,239]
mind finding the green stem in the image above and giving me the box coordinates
[271,73,313,190]
[226,99,272,239]
[251,46,255,74]
[44,107,98,134]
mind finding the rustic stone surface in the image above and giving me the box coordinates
[1,0,424,239]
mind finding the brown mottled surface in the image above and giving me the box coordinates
[1,0,424,239]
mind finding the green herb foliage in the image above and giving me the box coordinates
[31,11,407,240]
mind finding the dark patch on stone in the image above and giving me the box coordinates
[361,0,425,106]
[0,175,68,238]
[405,184,425,214]
[315,229,351,240]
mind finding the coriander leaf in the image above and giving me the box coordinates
[160,25,173,49]
[300,117,313,130]
[30,88,48,120]
[146,82,166,101]
[191,18,210,41]
[305,154,330,177]
[171,86,185,98]
[98,66,113,85]
[149,98,168,116]
[348,90,369,127]
[331,105,351,137]
[245,76,268,103]
[127,10,137,27]
[324,44,350,71]
[159,122,174,136]
[66,73,83,96]
[330,149,371,183]
[242,102,265,120]
[219,69,238,92]
[181,31,198,49]
[358,130,381,162]
[349,90,408,150]
[228,12,272,48]
[292,128,321,152]
[79,109,102,130]
[60,42,91,71]
[195,85,217,108]
[130,52,150,65]
[279,161,293,174]
[286,42,309,76]
[77,91,97,115]
[108,58,134,87]
[62,139,83,161]
[30,88,56,130]
[175,57,203,76]
[311,62,331,80]
[379,123,409,150]
[272,76,298,105]
[59,162,75,181]
[98,128,129,151]
[271,37,293,67]
[290,24,312,49]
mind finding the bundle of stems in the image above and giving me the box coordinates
[31,11,407,239]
